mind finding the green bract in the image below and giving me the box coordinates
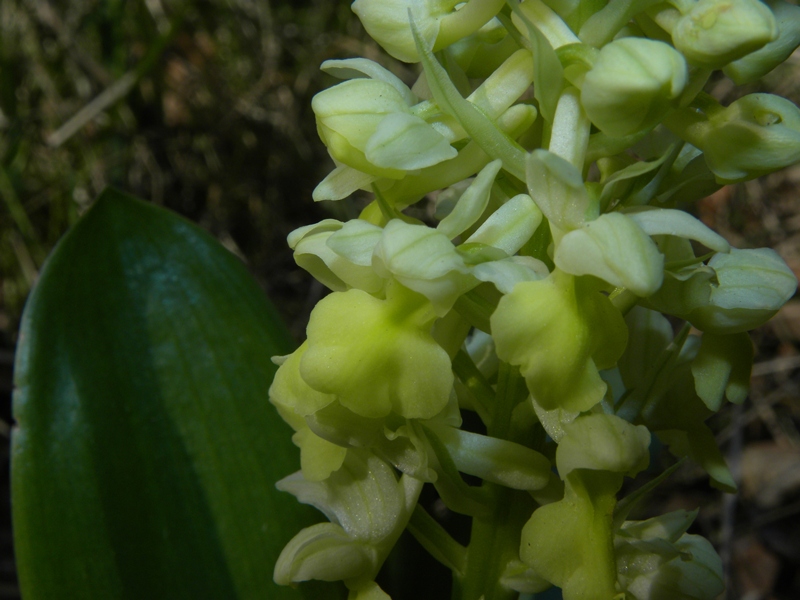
[691,331,753,410]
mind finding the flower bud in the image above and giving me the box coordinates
[555,212,665,298]
[648,247,798,334]
[694,93,800,182]
[581,38,687,137]
[672,0,778,69]
[351,0,439,63]
[313,79,409,178]
[372,220,477,315]
[274,451,415,587]
[723,0,800,83]
[352,0,505,63]
[615,516,724,600]
[312,79,456,178]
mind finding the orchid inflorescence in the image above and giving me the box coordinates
[269,1,800,598]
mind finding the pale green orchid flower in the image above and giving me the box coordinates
[301,281,453,420]
[274,450,422,593]
[492,270,628,413]
[269,0,800,596]
[270,345,346,481]
[615,511,724,599]
[647,247,798,334]
[520,414,651,600]
[666,93,800,183]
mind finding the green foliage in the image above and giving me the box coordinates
[11,189,338,599]
[9,1,800,599]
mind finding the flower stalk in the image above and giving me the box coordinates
[269,1,800,598]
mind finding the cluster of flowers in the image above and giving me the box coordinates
[270,1,800,598]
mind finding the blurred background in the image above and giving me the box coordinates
[1,1,799,598]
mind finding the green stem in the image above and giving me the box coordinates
[609,288,639,315]
[407,505,467,575]
[488,362,528,439]
[586,128,650,163]
[455,487,533,600]
[616,322,692,421]
[452,349,495,425]
[424,425,493,518]
[453,290,497,333]
[372,184,406,223]
[679,67,712,107]
[455,363,533,600]
[661,104,710,149]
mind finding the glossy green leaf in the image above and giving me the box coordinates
[11,188,341,599]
